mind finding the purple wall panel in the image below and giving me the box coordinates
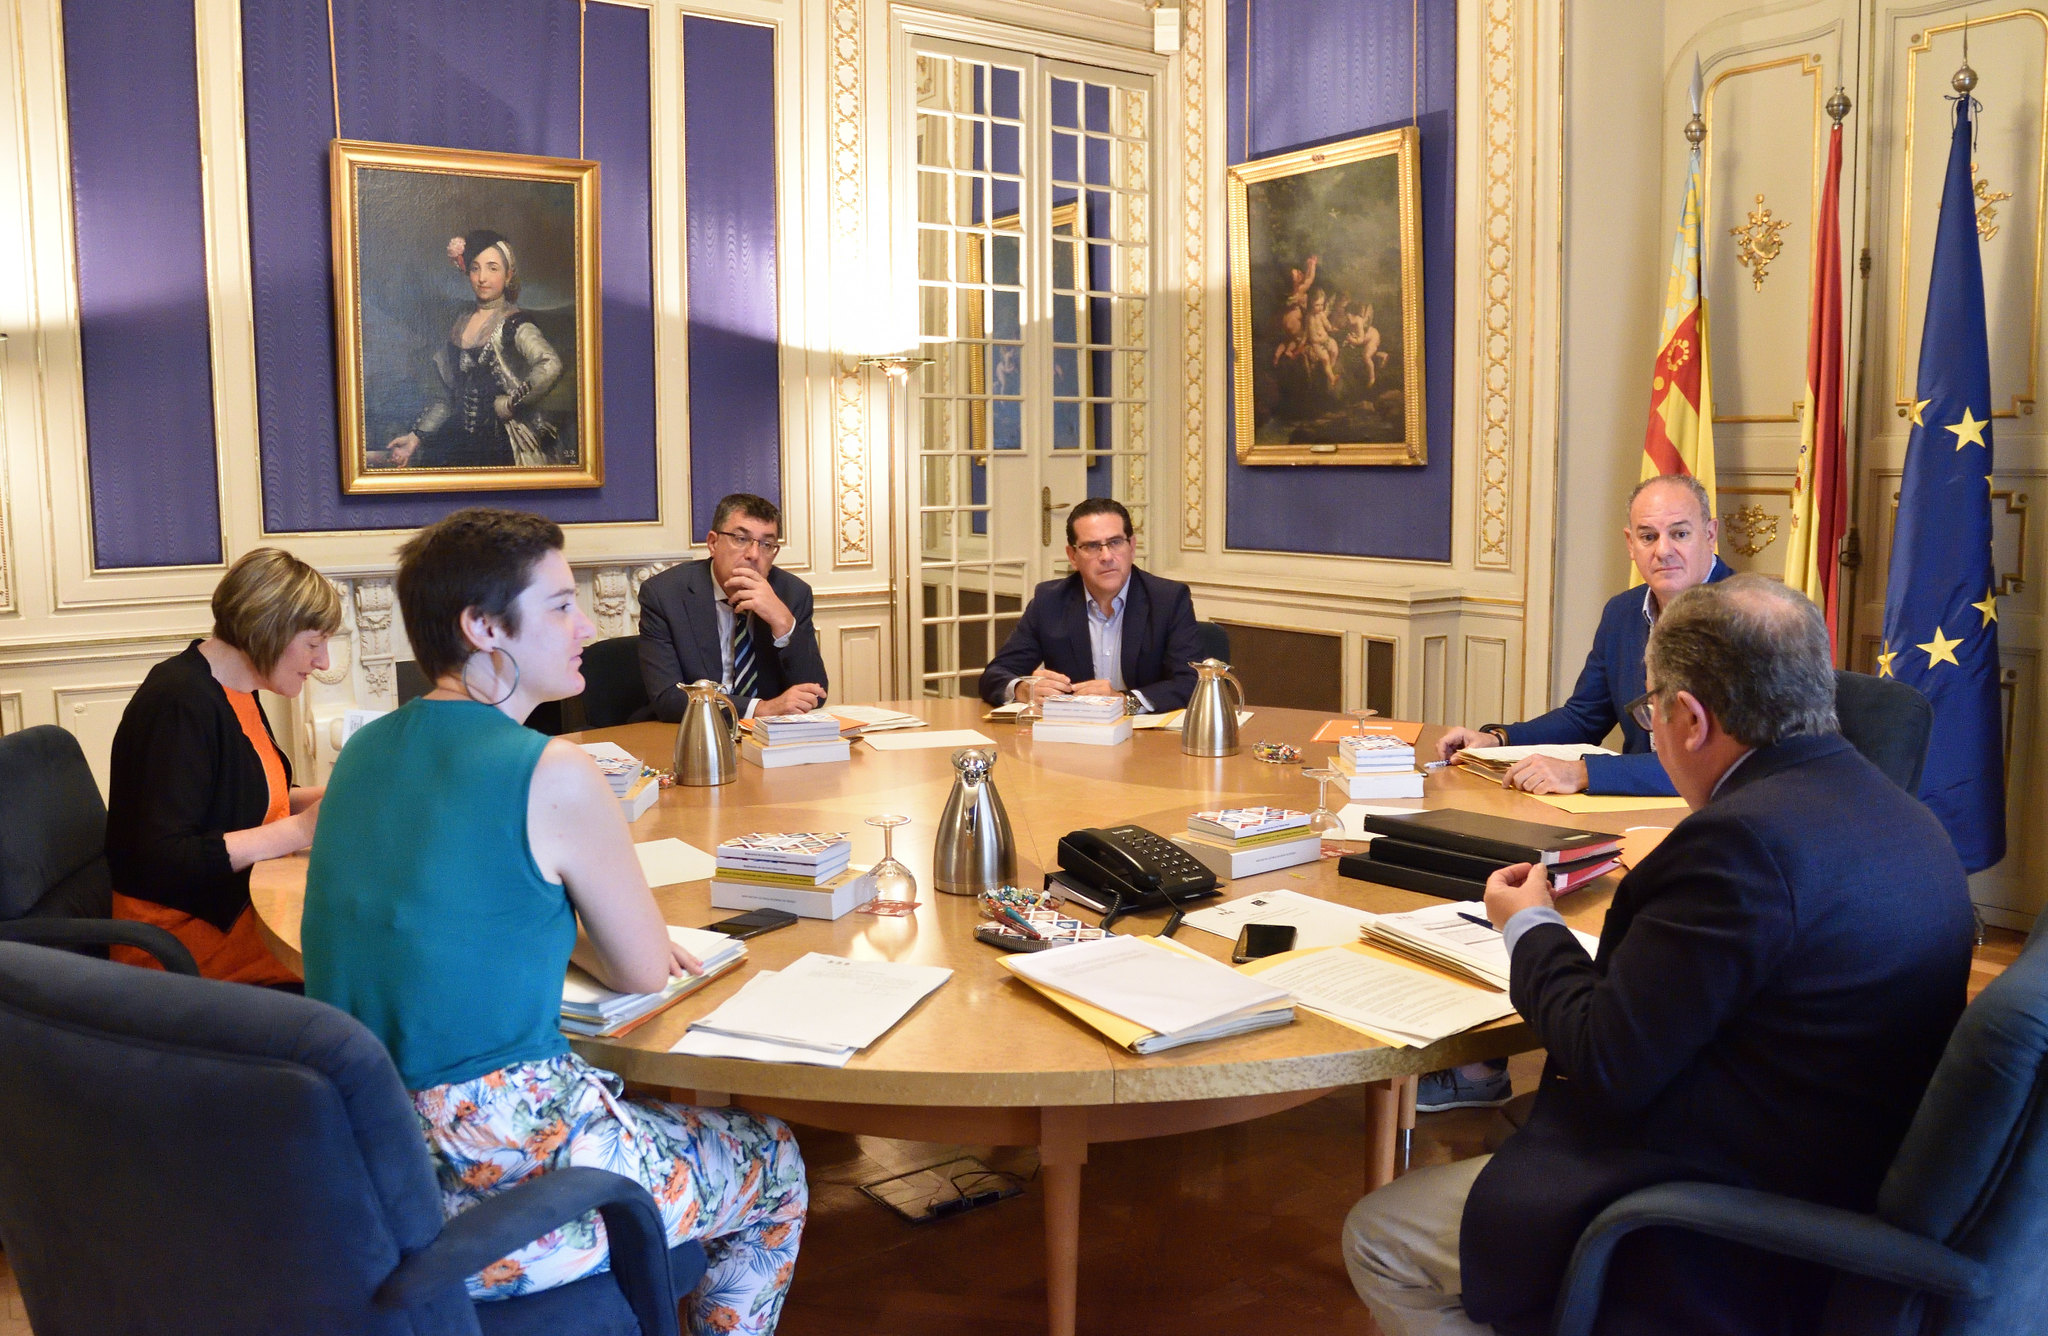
[683,17,782,535]
[244,0,659,532]
[1224,0,1456,561]
[62,0,222,568]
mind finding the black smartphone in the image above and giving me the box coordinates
[1232,922,1298,963]
[706,908,800,939]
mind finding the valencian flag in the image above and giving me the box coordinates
[1785,108,1848,649]
[1640,60,1718,513]
[1881,91,2005,872]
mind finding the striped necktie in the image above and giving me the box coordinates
[729,610,759,699]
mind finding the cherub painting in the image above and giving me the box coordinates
[1228,126,1426,465]
[331,140,603,493]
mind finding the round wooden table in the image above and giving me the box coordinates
[251,701,1680,1336]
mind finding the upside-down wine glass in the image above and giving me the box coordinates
[1345,705,1380,737]
[858,814,920,915]
[1300,766,1346,840]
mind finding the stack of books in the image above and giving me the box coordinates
[742,710,852,768]
[1334,733,1424,799]
[580,742,660,821]
[1170,806,1322,879]
[710,831,875,920]
[1339,809,1622,902]
[560,924,748,1038]
[1033,694,1133,745]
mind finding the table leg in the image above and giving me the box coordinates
[1397,1074,1418,1175]
[1363,1078,1401,1192]
[1039,1107,1089,1336]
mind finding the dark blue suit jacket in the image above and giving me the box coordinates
[1503,557,1733,796]
[1461,733,1974,1336]
[977,568,1202,711]
[635,560,827,722]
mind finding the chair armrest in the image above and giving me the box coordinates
[375,1166,676,1334]
[0,919,199,976]
[1552,1182,1990,1336]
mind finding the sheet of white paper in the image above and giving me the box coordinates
[1254,947,1517,1045]
[1006,934,1289,1037]
[1179,888,1378,950]
[831,705,928,732]
[691,952,952,1050]
[861,729,997,752]
[985,702,1029,717]
[1334,802,1428,839]
[670,1029,855,1067]
[634,838,718,887]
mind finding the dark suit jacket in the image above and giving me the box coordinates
[1461,733,1974,1336]
[636,560,828,722]
[976,568,1202,712]
[1503,556,1733,797]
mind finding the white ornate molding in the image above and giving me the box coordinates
[592,566,631,639]
[830,0,872,567]
[1179,0,1207,549]
[1476,0,1516,568]
[352,578,396,705]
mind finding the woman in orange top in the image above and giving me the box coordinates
[106,549,342,985]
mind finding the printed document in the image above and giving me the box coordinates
[1005,934,1288,1038]
[1253,946,1518,1046]
[688,952,951,1051]
[1181,889,1377,950]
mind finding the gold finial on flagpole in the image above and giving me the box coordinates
[1955,13,1977,94]
[1826,86,1852,123]
[1685,55,1706,145]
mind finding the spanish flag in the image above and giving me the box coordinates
[1785,111,1848,648]
[1640,62,1717,513]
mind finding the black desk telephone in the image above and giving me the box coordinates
[1055,825,1220,914]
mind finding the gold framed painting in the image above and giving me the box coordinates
[1228,125,1426,465]
[331,139,604,494]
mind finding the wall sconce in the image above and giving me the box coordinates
[856,353,932,382]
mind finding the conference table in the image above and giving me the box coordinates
[251,700,1684,1336]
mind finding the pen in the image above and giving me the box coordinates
[1457,911,1499,932]
[997,905,1047,939]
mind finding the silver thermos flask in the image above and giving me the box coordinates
[932,747,1017,895]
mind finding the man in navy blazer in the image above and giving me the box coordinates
[636,493,828,721]
[1437,474,1731,798]
[978,498,1202,714]
[1344,575,1974,1336]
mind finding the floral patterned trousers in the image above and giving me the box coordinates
[415,1052,807,1334]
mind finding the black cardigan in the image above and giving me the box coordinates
[105,642,293,932]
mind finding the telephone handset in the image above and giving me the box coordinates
[1056,825,1220,912]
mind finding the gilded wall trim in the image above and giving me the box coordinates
[831,0,871,566]
[1476,0,1516,567]
[1179,0,1206,549]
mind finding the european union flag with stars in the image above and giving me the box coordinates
[1881,93,2006,873]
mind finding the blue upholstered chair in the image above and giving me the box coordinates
[0,724,115,925]
[1835,668,1936,793]
[1551,924,2048,1336]
[0,941,705,1335]
[1193,620,1232,665]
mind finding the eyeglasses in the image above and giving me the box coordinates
[1625,690,1660,733]
[1072,535,1131,557]
[712,529,784,556]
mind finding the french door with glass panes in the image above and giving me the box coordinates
[899,37,1155,700]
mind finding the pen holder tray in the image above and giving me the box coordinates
[974,888,1112,952]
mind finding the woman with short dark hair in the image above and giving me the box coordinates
[302,507,805,1328]
[107,547,342,985]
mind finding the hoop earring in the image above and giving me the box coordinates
[460,648,521,708]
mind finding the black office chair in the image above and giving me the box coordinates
[1550,924,2048,1336]
[0,941,705,1336]
[576,634,653,729]
[1193,621,1232,664]
[0,725,113,928]
[1835,669,1935,793]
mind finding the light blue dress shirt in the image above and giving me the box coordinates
[1083,581,1152,711]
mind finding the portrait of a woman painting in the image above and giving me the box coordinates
[331,141,603,493]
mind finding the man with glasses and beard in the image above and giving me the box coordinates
[638,493,829,720]
[979,497,1203,715]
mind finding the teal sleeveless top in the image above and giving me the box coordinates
[303,698,575,1089]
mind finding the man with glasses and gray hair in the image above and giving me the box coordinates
[638,492,829,720]
[978,497,1203,714]
[1341,575,1974,1336]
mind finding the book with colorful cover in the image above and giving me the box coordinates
[1338,734,1418,772]
[1187,807,1311,842]
[714,831,853,875]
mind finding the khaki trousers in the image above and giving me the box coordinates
[1342,1154,1494,1336]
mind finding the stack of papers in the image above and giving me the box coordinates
[561,925,747,1038]
[1180,888,1378,950]
[1041,694,1126,722]
[1451,742,1613,780]
[1249,945,1519,1047]
[1132,708,1254,731]
[829,705,928,734]
[673,953,953,1066]
[1001,934,1294,1054]
[1362,901,1600,990]
[754,710,844,745]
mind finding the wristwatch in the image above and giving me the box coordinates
[1479,725,1512,745]
[1123,691,1144,716]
